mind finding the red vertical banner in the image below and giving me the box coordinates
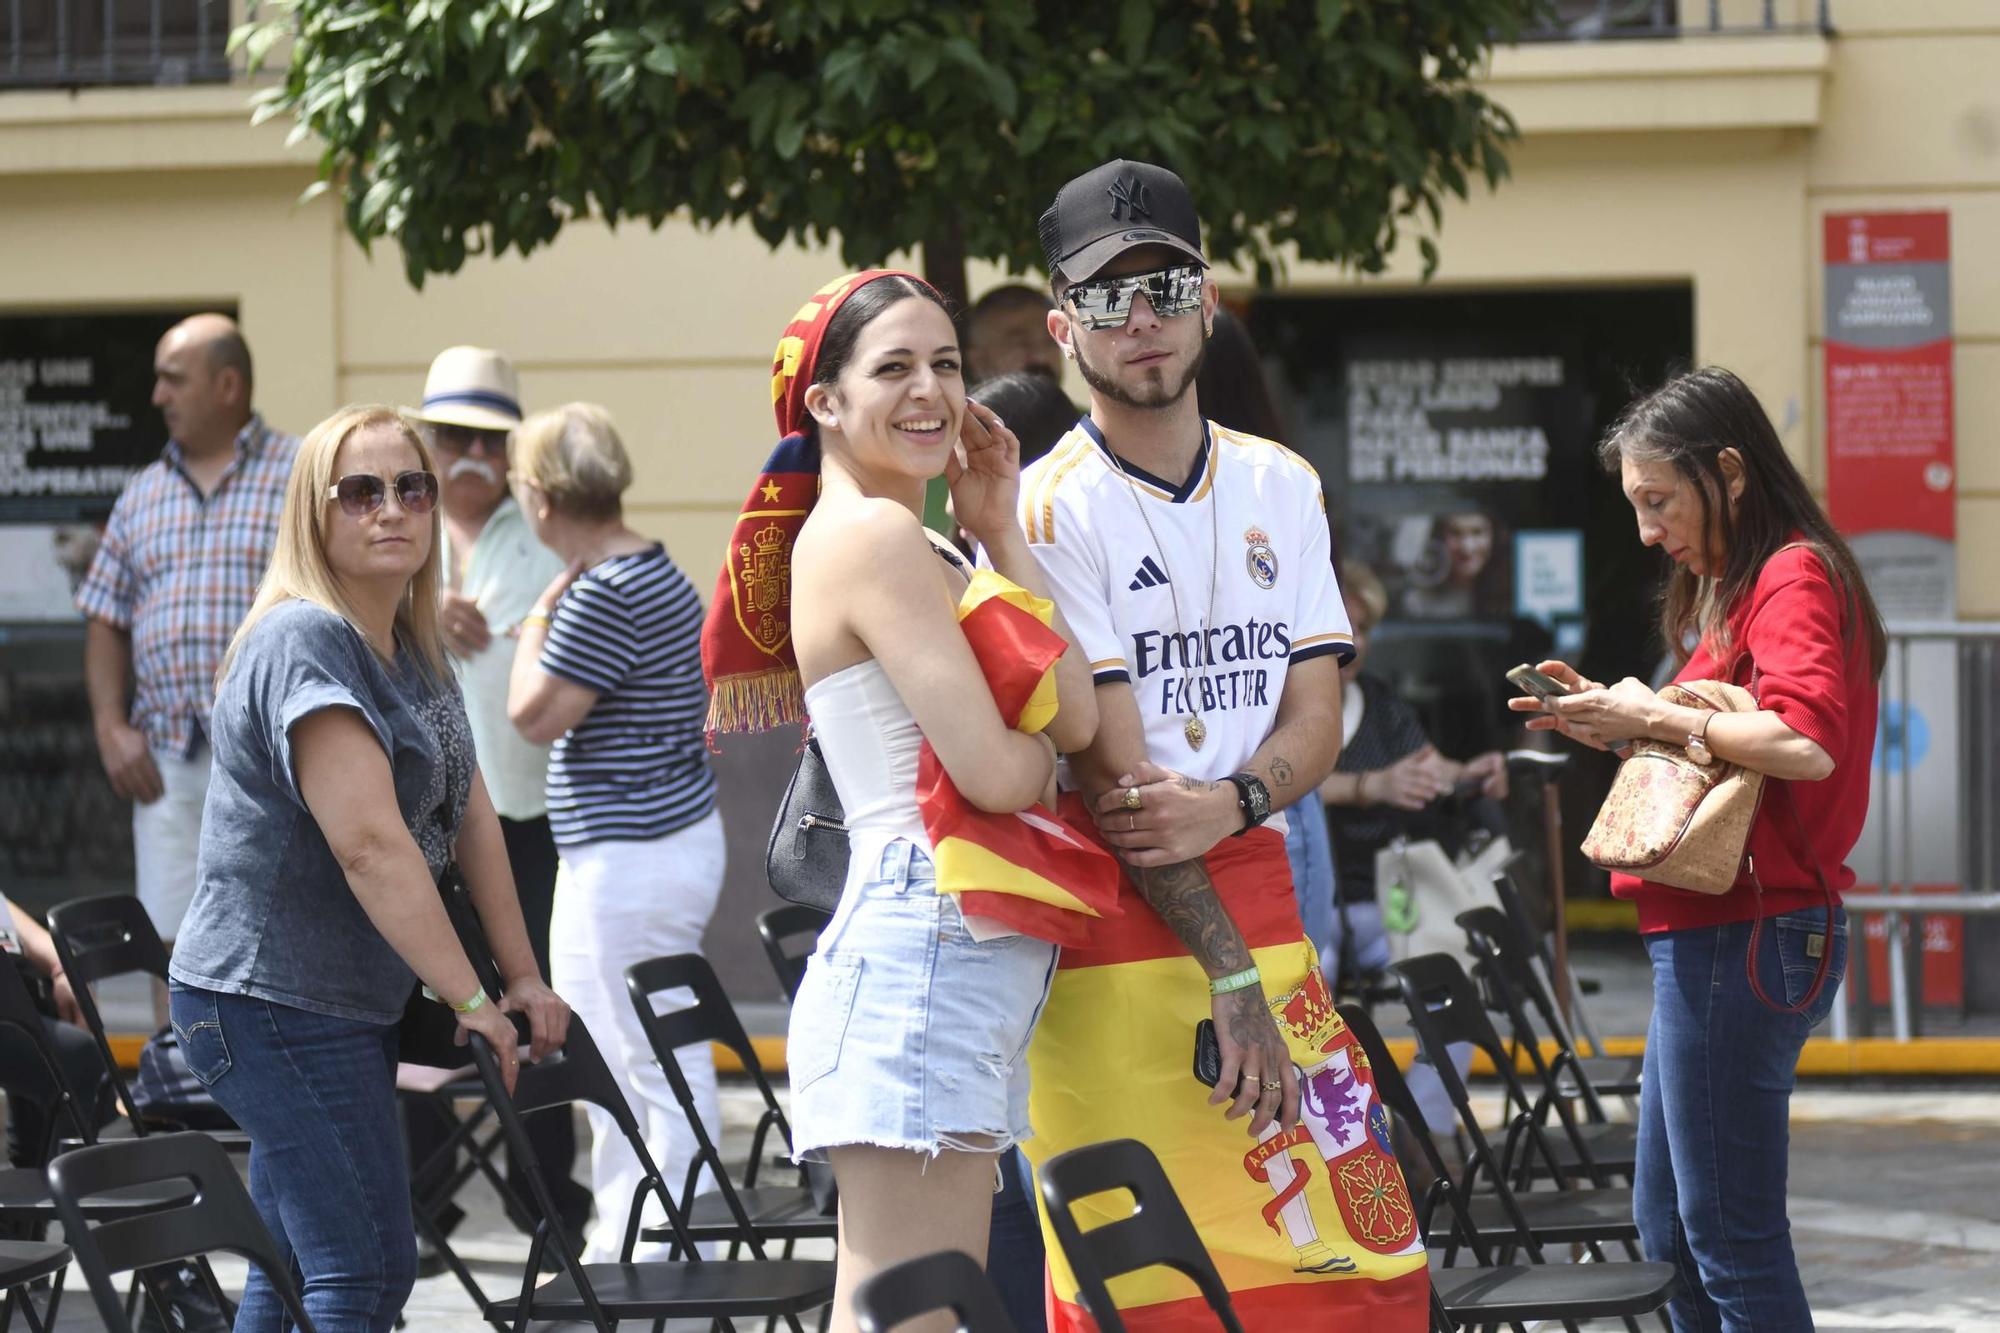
[1822,211,1955,619]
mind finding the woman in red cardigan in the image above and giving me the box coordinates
[1512,367,1884,1332]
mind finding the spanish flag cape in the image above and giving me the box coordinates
[700,269,1118,945]
[921,571,1121,946]
[1024,814,1430,1329]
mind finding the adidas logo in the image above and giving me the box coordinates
[1128,556,1170,592]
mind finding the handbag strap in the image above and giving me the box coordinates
[1734,655,1838,1016]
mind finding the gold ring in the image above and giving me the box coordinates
[1127,813,1137,832]
[1239,1071,1258,1084]
[1262,1079,1282,1092]
[1121,786,1143,811]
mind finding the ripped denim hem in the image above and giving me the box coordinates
[794,1126,1028,1167]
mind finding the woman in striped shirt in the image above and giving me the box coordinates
[505,402,722,1262]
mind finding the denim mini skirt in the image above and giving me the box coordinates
[788,839,1058,1162]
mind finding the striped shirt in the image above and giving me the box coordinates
[74,417,299,758]
[538,543,716,848]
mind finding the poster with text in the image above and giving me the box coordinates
[0,310,205,525]
[1822,211,1955,621]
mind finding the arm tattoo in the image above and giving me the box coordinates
[1123,857,1252,976]
[1269,756,1294,787]
[1175,775,1220,793]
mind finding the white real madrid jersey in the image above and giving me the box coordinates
[1014,417,1352,783]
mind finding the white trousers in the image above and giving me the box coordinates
[550,810,726,1263]
[132,742,212,941]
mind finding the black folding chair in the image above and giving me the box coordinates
[1038,1137,1244,1333]
[463,1016,835,1332]
[625,954,833,1257]
[756,905,830,1004]
[1391,953,1631,1191]
[1458,906,1640,1120]
[0,954,213,1332]
[1334,1005,1675,1330]
[0,1239,70,1333]
[47,1131,318,1333]
[853,1249,1017,1333]
[1489,870,1642,1096]
[44,895,249,1149]
[1336,1003,1640,1262]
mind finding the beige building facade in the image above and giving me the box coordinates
[3,3,1996,993]
[2,2,1995,613]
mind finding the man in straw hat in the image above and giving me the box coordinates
[1011,160,1429,1326]
[405,345,590,1239]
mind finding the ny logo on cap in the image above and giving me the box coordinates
[1108,174,1152,222]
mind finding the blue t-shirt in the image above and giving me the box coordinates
[170,599,475,1025]
[538,543,716,847]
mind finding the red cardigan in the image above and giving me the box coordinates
[1610,544,1877,933]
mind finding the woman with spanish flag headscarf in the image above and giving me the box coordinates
[701,272,1114,1328]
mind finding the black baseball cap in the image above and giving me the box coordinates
[1038,159,1207,285]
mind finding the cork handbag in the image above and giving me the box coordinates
[1581,680,1765,895]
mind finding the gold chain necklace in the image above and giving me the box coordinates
[1105,434,1219,751]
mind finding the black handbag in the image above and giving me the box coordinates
[398,862,512,1068]
[765,738,848,914]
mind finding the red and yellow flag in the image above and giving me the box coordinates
[1025,813,1430,1329]
[915,571,1122,946]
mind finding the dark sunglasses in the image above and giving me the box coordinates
[1063,264,1205,330]
[326,470,440,517]
[426,423,510,455]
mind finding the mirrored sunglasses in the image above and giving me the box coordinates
[1064,264,1205,330]
[326,470,440,517]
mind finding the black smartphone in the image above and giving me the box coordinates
[1193,1019,1221,1088]
[1506,662,1573,705]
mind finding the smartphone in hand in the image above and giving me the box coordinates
[1506,663,1573,705]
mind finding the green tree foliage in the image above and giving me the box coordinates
[239,0,1546,298]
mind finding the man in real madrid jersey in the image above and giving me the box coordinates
[1011,160,1429,1327]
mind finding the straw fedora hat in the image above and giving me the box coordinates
[409,346,522,432]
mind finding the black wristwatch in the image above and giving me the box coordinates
[1225,773,1272,836]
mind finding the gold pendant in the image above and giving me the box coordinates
[1185,715,1207,751]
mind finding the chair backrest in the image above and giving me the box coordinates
[624,954,782,1254]
[1455,906,1607,1123]
[1038,1138,1245,1333]
[1334,1002,1496,1267]
[466,1015,696,1329]
[46,894,170,1136]
[0,957,100,1157]
[757,904,829,1004]
[1389,954,1580,1218]
[47,1131,317,1333]
[854,1248,1018,1333]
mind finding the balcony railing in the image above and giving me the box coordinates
[2,0,230,89]
[1524,0,1833,40]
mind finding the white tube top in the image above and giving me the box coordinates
[802,659,928,860]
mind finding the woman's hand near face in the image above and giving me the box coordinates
[946,401,1022,547]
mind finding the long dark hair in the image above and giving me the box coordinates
[1599,366,1886,678]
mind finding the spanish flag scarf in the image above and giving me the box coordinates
[700,271,1119,944]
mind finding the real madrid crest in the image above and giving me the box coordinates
[1244,525,1278,590]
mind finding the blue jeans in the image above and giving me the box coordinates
[1283,792,1336,985]
[987,1147,1047,1333]
[169,985,415,1333]
[1636,907,1848,1333]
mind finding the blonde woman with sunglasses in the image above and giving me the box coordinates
[169,405,570,1333]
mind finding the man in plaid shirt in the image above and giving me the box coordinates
[76,314,299,952]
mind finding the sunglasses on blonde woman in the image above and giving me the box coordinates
[326,470,440,517]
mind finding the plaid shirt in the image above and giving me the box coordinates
[75,416,299,757]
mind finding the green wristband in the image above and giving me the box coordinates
[1208,966,1261,996]
[449,988,488,1014]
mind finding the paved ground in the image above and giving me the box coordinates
[27,941,1998,1330]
